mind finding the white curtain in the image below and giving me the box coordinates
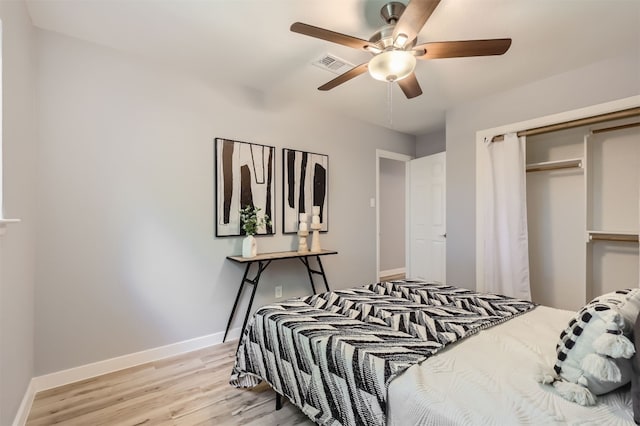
[480,132,532,300]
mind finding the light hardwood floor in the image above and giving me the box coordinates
[26,340,315,426]
[379,272,405,281]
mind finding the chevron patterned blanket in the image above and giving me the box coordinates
[230,280,535,425]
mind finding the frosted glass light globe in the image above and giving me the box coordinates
[368,50,416,82]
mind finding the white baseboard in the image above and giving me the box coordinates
[13,327,242,426]
[12,380,36,426]
[379,267,406,278]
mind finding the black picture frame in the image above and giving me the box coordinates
[282,148,329,234]
[214,138,276,237]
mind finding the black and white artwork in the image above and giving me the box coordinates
[215,138,276,237]
[282,148,328,234]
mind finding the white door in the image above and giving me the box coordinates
[407,152,446,282]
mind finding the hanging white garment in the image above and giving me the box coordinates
[480,133,532,300]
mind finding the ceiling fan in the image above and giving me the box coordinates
[291,0,512,99]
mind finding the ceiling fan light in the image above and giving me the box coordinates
[394,33,409,48]
[368,50,416,82]
[365,45,382,54]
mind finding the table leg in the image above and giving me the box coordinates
[223,262,253,343]
[299,257,317,294]
[225,260,271,350]
[298,256,331,294]
[316,256,331,292]
[238,265,261,342]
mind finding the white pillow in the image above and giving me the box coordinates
[591,289,640,333]
[550,289,640,404]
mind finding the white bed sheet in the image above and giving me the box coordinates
[387,305,634,425]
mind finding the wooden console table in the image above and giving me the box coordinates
[223,249,338,343]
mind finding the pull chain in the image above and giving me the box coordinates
[387,82,393,128]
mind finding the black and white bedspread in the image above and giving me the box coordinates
[230,280,535,426]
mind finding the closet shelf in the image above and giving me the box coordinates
[587,231,639,243]
[0,218,21,236]
[526,158,583,173]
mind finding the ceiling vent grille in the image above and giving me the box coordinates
[312,54,355,75]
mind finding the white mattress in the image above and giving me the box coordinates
[387,305,634,425]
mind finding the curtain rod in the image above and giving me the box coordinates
[491,107,640,142]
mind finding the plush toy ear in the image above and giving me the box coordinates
[553,381,597,406]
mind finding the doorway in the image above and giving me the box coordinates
[376,150,412,281]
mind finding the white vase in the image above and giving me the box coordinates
[242,235,257,258]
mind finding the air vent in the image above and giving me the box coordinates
[312,54,355,75]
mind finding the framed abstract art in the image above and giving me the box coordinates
[282,148,328,234]
[215,138,276,237]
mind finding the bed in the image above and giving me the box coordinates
[230,280,637,425]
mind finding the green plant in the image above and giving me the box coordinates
[239,205,271,236]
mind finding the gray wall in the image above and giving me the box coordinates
[416,128,446,157]
[34,31,415,375]
[446,52,640,289]
[379,158,405,273]
[0,2,37,424]
[4,12,637,423]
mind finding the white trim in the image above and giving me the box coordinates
[379,267,406,278]
[22,326,241,394]
[475,96,640,144]
[13,328,242,424]
[375,149,414,162]
[476,95,640,291]
[375,149,413,281]
[12,328,240,425]
[12,380,36,426]
[31,327,242,392]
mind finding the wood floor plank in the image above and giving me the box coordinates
[26,340,315,425]
[379,273,406,281]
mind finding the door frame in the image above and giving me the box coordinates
[376,149,413,281]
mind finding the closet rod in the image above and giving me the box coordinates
[589,233,639,243]
[592,121,640,134]
[491,107,640,142]
[526,159,582,173]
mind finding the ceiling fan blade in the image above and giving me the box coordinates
[318,63,369,91]
[414,39,512,59]
[397,73,423,99]
[291,22,370,51]
[392,0,441,47]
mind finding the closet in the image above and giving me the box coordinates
[526,116,639,311]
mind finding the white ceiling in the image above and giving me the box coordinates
[24,0,640,136]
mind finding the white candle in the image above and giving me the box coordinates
[299,222,308,231]
[312,216,320,225]
[312,206,320,215]
[299,213,307,222]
